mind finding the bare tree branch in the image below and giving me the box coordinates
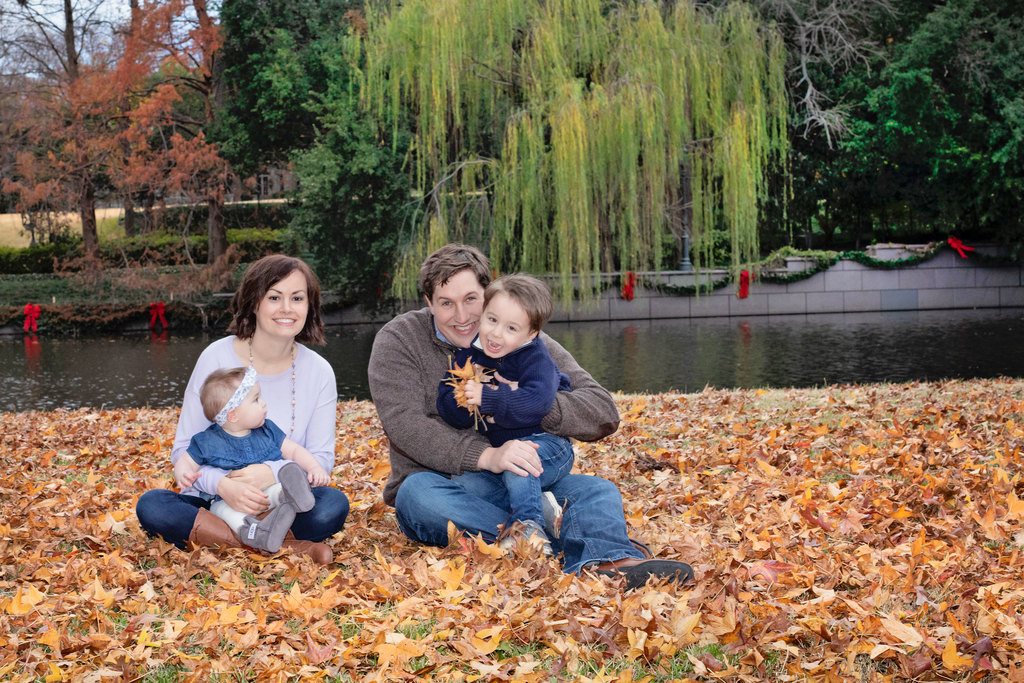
[749,0,896,145]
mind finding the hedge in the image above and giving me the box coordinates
[127,202,291,235]
[0,228,288,274]
[0,242,78,274]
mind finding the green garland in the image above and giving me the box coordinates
[632,241,1018,296]
[639,276,733,297]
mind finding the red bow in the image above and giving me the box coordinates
[149,301,168,331]
[621,271,636,301]
[737,270,750,299]
[23,303,41,332]
[947,236,975,259]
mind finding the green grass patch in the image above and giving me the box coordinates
[194,572,215,597]
[576,644,738,681]
[821,469,852,483]
[398,618,436,640]
[494,641,544,659]
[0,273,78,305]
[140,663,186,683]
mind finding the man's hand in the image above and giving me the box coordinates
[174,453,200,490]
[478,440,542,477]
[216,477,270,516]
[465,380,483,406]
[225,463,275,489]
[307,465,330,487]
[492,372,519,391]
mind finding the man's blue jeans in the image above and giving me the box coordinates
[136,487,349,549]
[503,433,574,528]
[395,466,644,573]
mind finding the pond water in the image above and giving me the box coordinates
[3,307,1023,412]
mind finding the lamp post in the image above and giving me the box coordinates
[678,230,694,272]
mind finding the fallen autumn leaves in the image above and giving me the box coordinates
[1,379,1023,681]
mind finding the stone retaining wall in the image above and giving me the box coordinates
[565,249,1023,322]
[327,247,1024,325]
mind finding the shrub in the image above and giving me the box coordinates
[0,229,288,274]
[127,202,292,235]
[97,228,285,265]
[0,240,79,274]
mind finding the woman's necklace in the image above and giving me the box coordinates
[249,338,297,437]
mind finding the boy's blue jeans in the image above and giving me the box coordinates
[395,443,644,574]
[503,432,574,529]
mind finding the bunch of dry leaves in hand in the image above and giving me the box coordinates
[443,358,493,430]
[1,378,1023,681]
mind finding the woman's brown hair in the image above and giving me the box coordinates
[227,255,326,345]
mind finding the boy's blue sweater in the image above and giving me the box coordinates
[436,335,571,447]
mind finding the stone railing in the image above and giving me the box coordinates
[327,244,1023,324]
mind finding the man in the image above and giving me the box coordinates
[368,243,693,589]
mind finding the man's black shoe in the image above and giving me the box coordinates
[592,557,694,590]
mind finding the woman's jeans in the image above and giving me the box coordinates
[503,433,574,528]
[395,460,644,574]
[136,486,349,549]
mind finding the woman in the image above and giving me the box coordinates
[136,255,349,563]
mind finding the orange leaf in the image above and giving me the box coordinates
[6,583,45,615]
[748,560,795,583]
[1007,492,1024,520]
[438,559,466,593]
[880,617,923,647]
[282,582,307,612]
[38,626,61,652]
[375,634,426,666]
[911,527,927,558]
[89,578,116,609]
[305,632,334,665]
[473,533,505,558]
[471,626,504,654]
[370,460,391,480]
[136,628,160,648]
[219,604,242,625]
[43,662,62,682]
[941,637,972,671]
[891,506,914,520]
[446,520,461,546]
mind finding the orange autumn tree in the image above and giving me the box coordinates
[121,0,232,262]
[0,0,128,254]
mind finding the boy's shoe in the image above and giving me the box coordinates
[498,519,554,557]
[240,504,296,553]
[278,462,316,512]
[591,557,694,590]
[541,491,563,538]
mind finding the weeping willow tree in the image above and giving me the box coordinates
[350,0,788,301]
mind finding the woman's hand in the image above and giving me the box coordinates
[225,463,275,489]
[216,476,270,516]
[465,380,483,406]
[307,465,330,487]
[174,453,200,490]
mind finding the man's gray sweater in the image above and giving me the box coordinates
[368,307,621,505]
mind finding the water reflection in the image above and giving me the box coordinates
[554,309,1024,394]
[1,308,1022,412]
